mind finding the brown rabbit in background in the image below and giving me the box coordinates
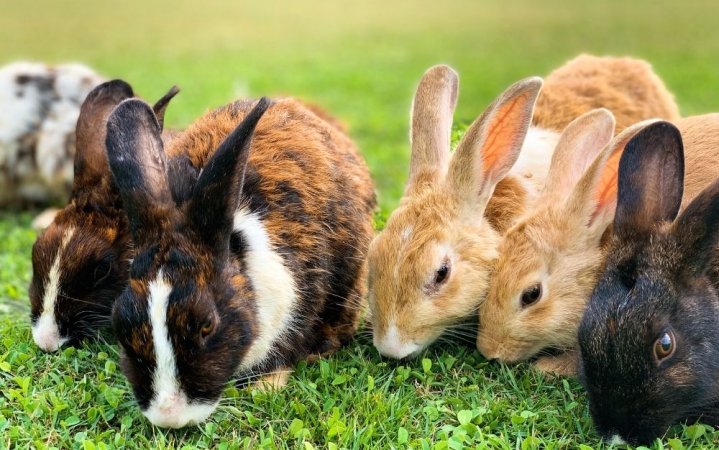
[29,80,180,352]
[478,113,719,375]
[367,55,679,359]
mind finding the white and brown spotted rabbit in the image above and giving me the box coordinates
[0,61,104,209]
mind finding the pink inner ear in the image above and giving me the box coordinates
[591,147,623,222]
[481,96,526,177]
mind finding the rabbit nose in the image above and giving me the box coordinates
[373,325,420,359]
[476,339,500,360]
[32,314,68,352]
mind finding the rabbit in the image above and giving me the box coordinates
[0,61,105,207]
[533,54,679,133]
[29,80,181,352]
[368,57,679,360]
[105,95,376,428]
[476,110,655,374]
[477,114,719,376]
[577,117,719,445]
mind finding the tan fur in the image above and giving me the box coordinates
[368,67,543,357]
[478,113,719,374]
[534,54,680,133]
[254,368,292,391]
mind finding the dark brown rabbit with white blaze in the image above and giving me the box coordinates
[578,118,719,445]
[367,57,679,360]
[106,96,375,428]
[29,80,181,352]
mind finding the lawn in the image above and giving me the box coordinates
[2,0,719,448]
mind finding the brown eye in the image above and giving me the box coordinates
[520,283,542,308]
[200,318,214,338]
[654,331,675,362]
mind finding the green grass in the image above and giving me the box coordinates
[2,0,719,448]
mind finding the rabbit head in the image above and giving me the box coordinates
[477,111,657,367]
[578,122,719,444]
[368,65,542,359]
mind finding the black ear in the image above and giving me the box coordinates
[152,85,180,130]
[106,99,173,244]
[187,97,271,252]
[73,80,134,193]
[167,154,200,206]
[614,121,684,238]
[673,178,719,275]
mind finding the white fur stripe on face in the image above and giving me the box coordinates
[142,271,218,428]
[31,226,75,352]
[147,272,178,406]
[233,208,298,370]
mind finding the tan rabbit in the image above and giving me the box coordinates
[368,66,547,359]
[368,57,680,360]
[533,54,679,133]
[477,112,719,375]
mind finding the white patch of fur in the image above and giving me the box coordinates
[233,208,298,370]
[609,435,626,446]
[509,126,560,193]
[374,323,421,359]
[31,226,75,352]
[0,62,103,205]
[142,272,218,428]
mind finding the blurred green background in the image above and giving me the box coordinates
[3,0,717,211]
[2,0,719,448]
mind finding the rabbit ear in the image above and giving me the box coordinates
[406,65,458,195]
[562,118,661,238]
[447,77,542,214]
[614,121,684,238]
[187,98,270,253]
[673,178,719,275]
[73,80,134,193]
[152,85,180,131]
[540,109,615,204]
[106,99,173,243]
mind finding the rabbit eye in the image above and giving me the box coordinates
[200,318,214,338]
[654,331,675,362]
[424,258,451,295]
[520,283,542,308]
[93,260,113,286]
[434,262,450,285]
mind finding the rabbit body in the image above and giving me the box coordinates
[106,97,375,428]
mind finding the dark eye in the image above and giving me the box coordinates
[520,283,542,308]
[200,318,214,338]
[654,330,676,362]
[435,262,450,285]
[93,260,113,286]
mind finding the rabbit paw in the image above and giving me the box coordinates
[534,351,579,376]
[253,368,292,391]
